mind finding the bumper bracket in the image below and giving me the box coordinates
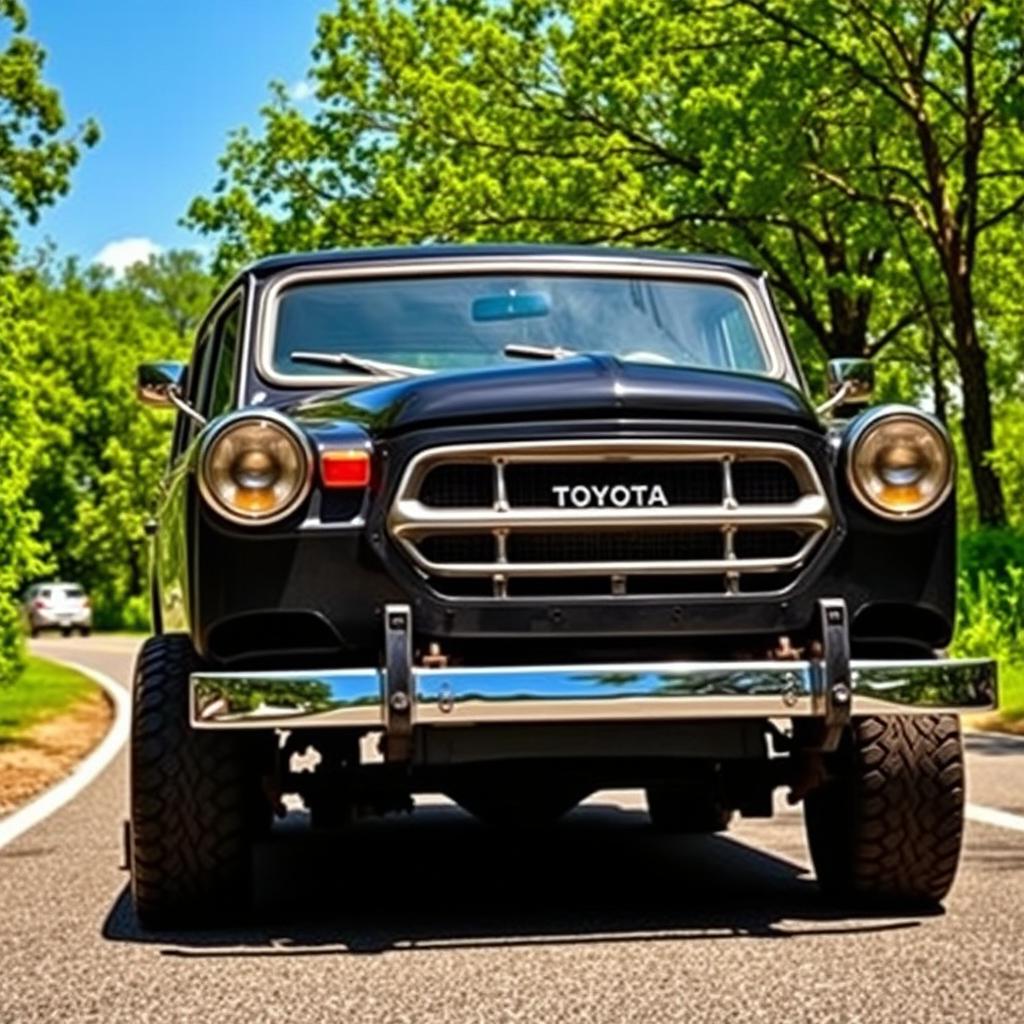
[383,603,414,761]
[818,597,851,750]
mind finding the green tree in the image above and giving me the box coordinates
[0,1,98,680]
[187,0,919,370]
[26,254,213,629]
[720,0,1024,526]
[125,249,217,341]
[0,1,98,264]
[187,0,1024,525]
[0,276,50,681]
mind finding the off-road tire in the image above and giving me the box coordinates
[645,786,733,834]
[79,626,91,637]
[805,714,964,907]
[130,634,269,927]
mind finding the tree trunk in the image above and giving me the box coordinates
[928,330,947,424]
[941,249,1006,528]
[955,340,1005,527]
[825,284,872,358]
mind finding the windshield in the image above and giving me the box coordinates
[269,273,770,380]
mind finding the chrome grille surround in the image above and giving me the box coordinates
[388,439,833,598]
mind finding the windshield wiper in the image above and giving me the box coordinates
[503,343,579,361]
[289,350,431,379]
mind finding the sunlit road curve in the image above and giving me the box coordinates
[2,636,1023,1023]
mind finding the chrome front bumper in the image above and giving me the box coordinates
[190,656,996,730]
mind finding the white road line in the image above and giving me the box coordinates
[0,660,130,850]
[966,802,1024,833]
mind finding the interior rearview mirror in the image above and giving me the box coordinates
[471,292,551,322]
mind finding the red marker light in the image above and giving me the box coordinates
[320,449,371,488]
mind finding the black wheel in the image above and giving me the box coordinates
[804,714,964,908]
[450,776,588,827]
[79,626,91,637]
[29,626,39,638]
[645,786,733,834]
[60,627,72,638]
[130,634,270,927]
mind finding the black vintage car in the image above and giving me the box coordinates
[133,244,995,926]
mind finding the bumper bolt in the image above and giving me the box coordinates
[389,691,410,713]
[832,682,851,705]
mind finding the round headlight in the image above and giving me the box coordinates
[199,415,312,525]
[847,410,953,520]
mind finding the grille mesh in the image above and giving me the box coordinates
[420,464,494,507]
[733,529,805,559]
[507,531,723,563]
[732,460,801,504]
[419,534,496,564]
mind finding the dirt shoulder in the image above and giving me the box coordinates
[965,710,1024,737]
[0,688,112,817]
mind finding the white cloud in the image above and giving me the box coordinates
[94,237,163,275]
[289,79,315,102]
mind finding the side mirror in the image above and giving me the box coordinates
[137,362,206,425]
[137,362,186,408]
[826,358,874,403]
[818,358,874,415]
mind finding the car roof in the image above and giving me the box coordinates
[240,244,763,281]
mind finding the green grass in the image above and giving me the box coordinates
[999,663,1024,718]
[0,655,98,743]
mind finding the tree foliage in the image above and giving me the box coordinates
[0,0,1021,682]
[0,276,50,681]
[0,0,98,263]
[187,0,1024,526]
[0,2,98,681]
[26,254,214,629]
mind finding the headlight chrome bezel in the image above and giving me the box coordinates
[845,406,954,522]
[197,410,314,527]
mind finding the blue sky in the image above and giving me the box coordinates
[18,1,327,270]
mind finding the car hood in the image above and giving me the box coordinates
[280,354,819,434]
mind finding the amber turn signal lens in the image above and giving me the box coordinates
[320,449,371,488]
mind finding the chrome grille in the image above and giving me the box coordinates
[389,440,832,598]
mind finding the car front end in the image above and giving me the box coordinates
[132,247,996,925]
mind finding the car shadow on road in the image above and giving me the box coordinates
[101,801,926,955]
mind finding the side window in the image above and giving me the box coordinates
[204,301,242,419]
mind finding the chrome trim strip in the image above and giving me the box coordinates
[387,438,831,588]
[189,657,996,729]
[253,255,799,389]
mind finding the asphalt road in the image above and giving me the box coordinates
[2,636,1023,1024]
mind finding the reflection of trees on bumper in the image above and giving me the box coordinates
[194,678,335,716]
[583,669,803,698]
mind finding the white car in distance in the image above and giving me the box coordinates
[23,582,93,638]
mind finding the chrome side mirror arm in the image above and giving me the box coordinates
[137,362,207,426]
[166,387,207,427]
[816,358,875,416]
